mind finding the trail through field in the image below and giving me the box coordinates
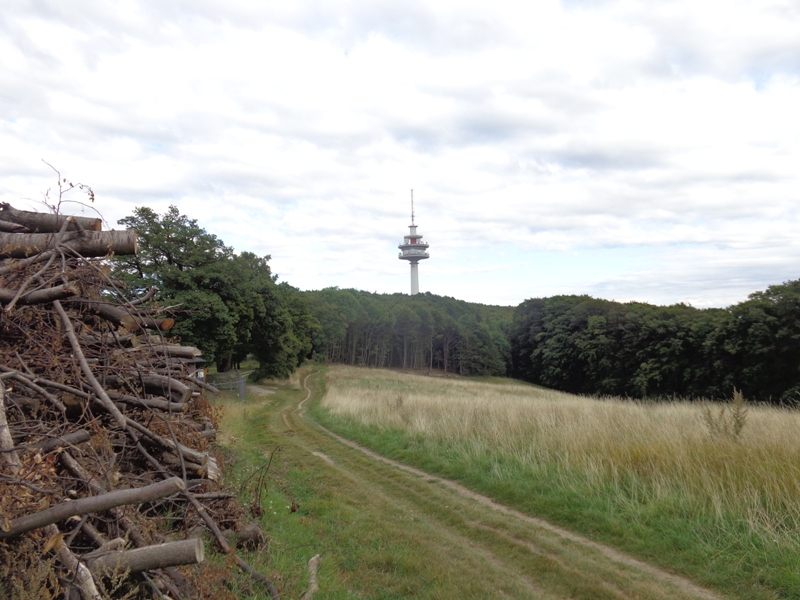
[261,372,725,599]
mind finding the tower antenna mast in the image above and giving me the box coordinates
[411,189,415,225]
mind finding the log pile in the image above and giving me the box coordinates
[0,204,278,600]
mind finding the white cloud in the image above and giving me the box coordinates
[2,0,800,308]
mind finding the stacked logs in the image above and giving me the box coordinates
[0,204,278,600]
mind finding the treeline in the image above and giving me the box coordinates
[304,288,513,376]
[113,207,800,403]
[112,206,318,379]
[509,280,800,404]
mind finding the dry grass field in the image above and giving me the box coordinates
[319,366,800,597]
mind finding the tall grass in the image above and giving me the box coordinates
[320,367,800,594]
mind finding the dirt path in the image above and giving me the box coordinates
[269,372,726,599]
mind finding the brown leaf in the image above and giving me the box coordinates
[43,532,63,553]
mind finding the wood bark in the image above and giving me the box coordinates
[0,205,264,598]
[299,554,322,600]
[0,476,185,538]
[59,453,192,598]
[0,219,27,233]
[86,539,204,575]
[0,203,102,232]
[106,373,190,402]
[151,345,202,358]
[0,249,57,275]
[133,441,280,599]
[0,369,68,413]
[53,300,128,429]
[0,282,80,306]
[70,299,174,331]
[123,416,220,480]
[0,230,136,259]
[126,285,159,306]
[106,390,186,413]
[45,524,103,600]
[33,429,92,453]
[138,373,192,402]
[0,381,22,474]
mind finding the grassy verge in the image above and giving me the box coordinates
[207,379,315,598]
[312,366,800,600]
[215,367,553,598]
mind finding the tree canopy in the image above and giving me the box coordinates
[508,282,800,404]
[303,288,512,376]
[112,206,317,376]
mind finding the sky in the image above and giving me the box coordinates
[2,0,800,308]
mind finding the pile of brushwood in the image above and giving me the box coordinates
[0,204,279,600]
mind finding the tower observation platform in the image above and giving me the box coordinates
[398,191,429,295]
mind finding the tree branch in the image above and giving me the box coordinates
[0,477,185,538]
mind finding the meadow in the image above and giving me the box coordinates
[316,366,800,599]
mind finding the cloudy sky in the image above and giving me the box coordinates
[3,1,800,308]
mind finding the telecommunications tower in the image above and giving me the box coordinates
[398,190,430,295]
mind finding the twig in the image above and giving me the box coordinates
[45,524,103,600]
[52,299,128,429]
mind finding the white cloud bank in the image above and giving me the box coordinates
[2,0,800,308]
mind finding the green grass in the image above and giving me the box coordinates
[313,366,800,600]
[212,369,541,598]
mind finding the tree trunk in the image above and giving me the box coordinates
[0,230,136,259]
[216,355,233,373]
[0,203,102,233]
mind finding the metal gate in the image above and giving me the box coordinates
[206,370,252,401]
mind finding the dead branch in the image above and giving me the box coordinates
[300,554,322,600]
[45,524,103,600]
[0,381,22,474]
[33,429,92,454]
[126,285,159,306]
[106,373,191,403]
[0,203,102,233]
[0,219,28,233]
[0,230,137,259]
[106,390,186,413]
[0,282,80,306]
[53,299,128,429]
[0,477,185,538]
[86,538,204,575]
[69,298,175,331]
[0,205,270,598]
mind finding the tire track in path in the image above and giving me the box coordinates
[270,370,726,600]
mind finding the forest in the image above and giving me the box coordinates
[115,206,800,404]
[508,283,800,404]
[303,288,512,376]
